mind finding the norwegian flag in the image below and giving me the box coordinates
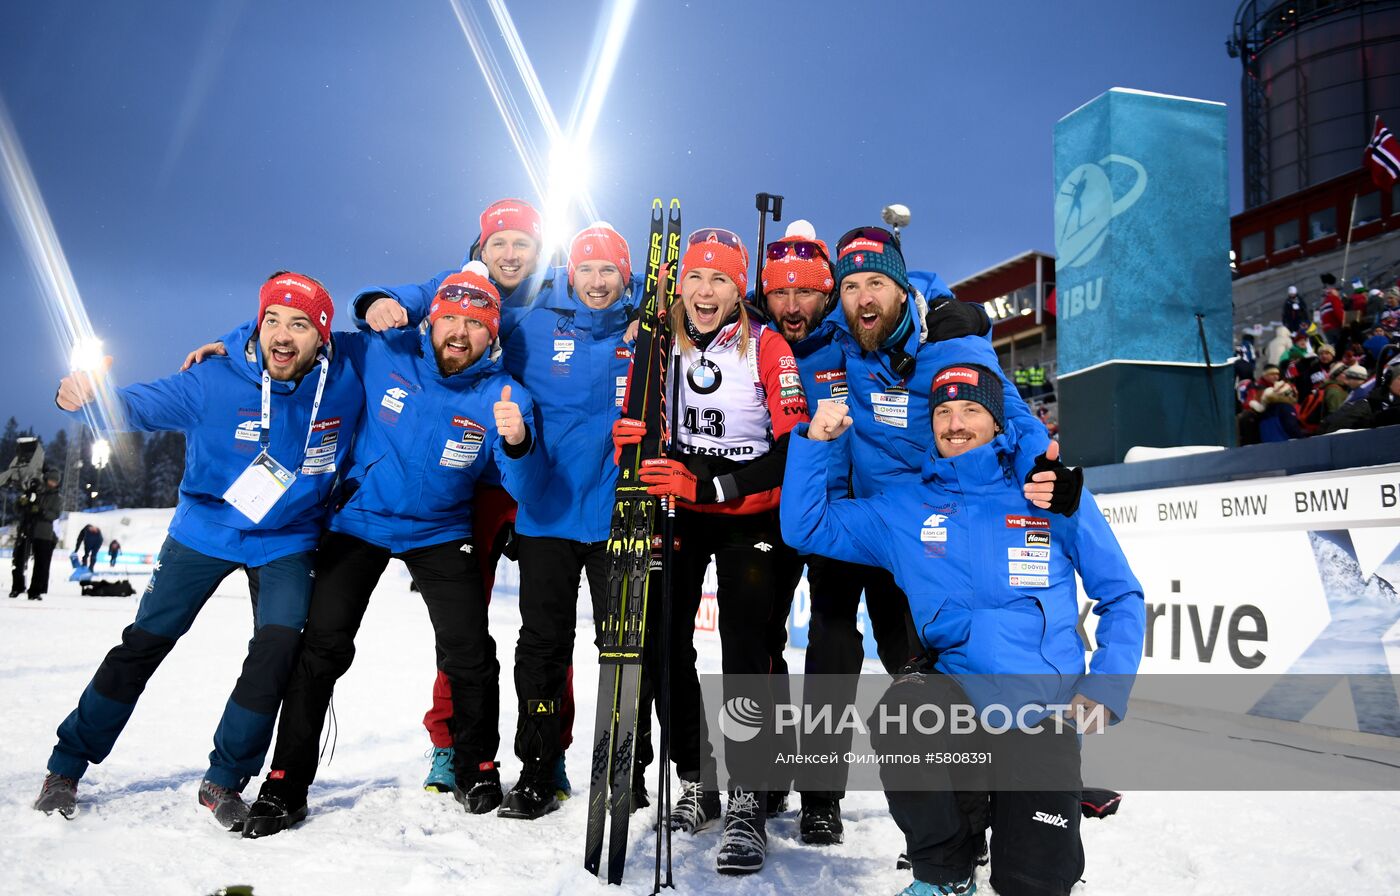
[1364,115,1400,189]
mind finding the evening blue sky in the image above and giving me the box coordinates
[0,1,1244,435]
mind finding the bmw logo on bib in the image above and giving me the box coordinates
[687,358,722,394]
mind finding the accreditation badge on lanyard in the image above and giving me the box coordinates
[224,358,329,524]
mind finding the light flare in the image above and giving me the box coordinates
[448,0,637,269]
[0,94,122,435]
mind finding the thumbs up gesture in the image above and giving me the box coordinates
[494,384,526,446]
[1023,439,1083,516]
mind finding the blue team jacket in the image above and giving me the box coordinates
[355,264,639,543]
[329,326,548,553]
[830,295,1050,498]
[782,428,1145,720]
[102,329,365,567]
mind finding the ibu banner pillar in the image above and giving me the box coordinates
[1053,88,1235,467]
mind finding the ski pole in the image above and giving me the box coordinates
[654,315,682,892]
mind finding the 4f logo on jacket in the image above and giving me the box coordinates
[233,420,261,442]
[381,387,409,413]
[921,512,948,543]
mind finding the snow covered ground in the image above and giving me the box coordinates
[3,510,1400,895]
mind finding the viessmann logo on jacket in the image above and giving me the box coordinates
[814,368,847,400]
[441,415,486,469]
[1005,515,1053,588]
[302,417,341,476]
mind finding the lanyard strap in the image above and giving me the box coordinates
[259,356,330,457]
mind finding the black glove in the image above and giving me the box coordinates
[1026,452,1084,517]
[924,296,991,343]
[1080,788,1122,819]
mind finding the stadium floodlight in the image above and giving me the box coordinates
[91,438,111,471]
[882,203,911,241]
[69,337,105,374]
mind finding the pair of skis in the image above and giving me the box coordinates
[584,198,681,889]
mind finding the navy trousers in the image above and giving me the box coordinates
[48,536,314,791]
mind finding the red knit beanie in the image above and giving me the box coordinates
[760,219,833,294]
[429,261,502,341]
[258,272,334,344]
[680,227,749,296]
[569,221,632,284]
[479,198,543,245]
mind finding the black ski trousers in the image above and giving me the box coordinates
[268,530,497,795]
[667,508,785,790]
[512,534,654,776]
[874,669,1085,896]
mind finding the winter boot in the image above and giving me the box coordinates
[895,877,976,895]
[423,746,455,793]
[33,773,77,818]
[716,788,767,875]
[498,763,560,820]
[552,754,572,800]
[631,769,650,813]
[198,779,249,832]
[799,794,844,845]
[455,761,503,815]
[666,780,721,833]
[242,776,308,839]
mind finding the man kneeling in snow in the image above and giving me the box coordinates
[781,364,1145,896]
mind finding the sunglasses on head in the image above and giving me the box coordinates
[835,225,900,255]
[765,240,829,263]
[688,228,746,251]
[439,285,497,309]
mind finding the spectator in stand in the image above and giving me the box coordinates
[1234,329,1258,381]
[1239,364,1280,408]
[1324,365,1368,416]
[1258,382,1305,442]
[1323,363,1400,433]
[1381,287,1400,333]
[1298,344,1336,395]
[1279,331,1314,367]
[1365,288,1385,331]
[1237,365,1281,446]
[1364,327,1392,368]
[1368,365,1400,429]
[1281,285,1309,334]
[1035,404,1059,438]
[1263,325,1294,368]
[1346,281,1368,335]
[1319,275,1346,348]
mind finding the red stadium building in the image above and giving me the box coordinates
[950,250,1059,408]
